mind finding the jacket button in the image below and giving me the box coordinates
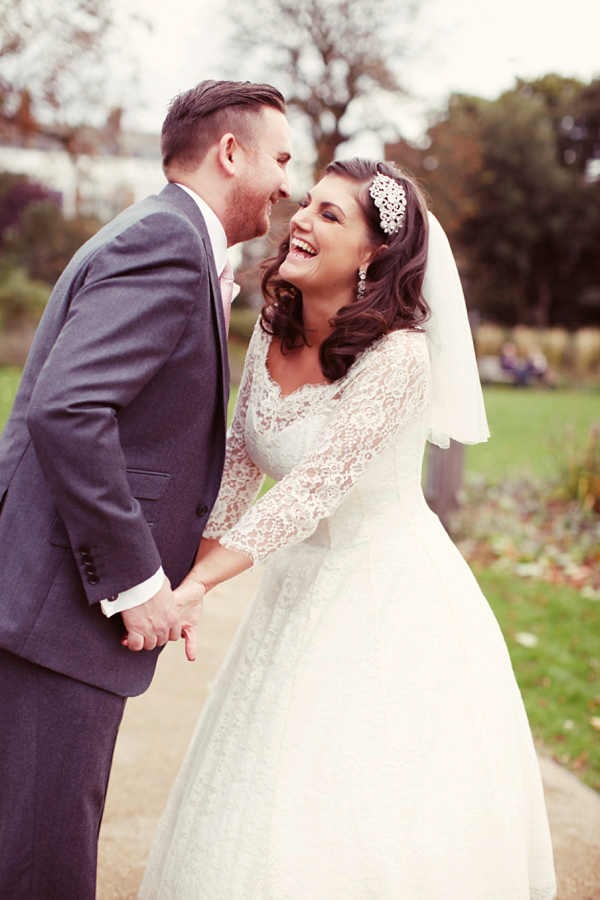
[196,504,208,517]
[88,575,100,585]
[84,564,97,575]
[79,545,91,555]
[106,594,119,602]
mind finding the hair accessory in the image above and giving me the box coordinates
[357,268,367,301]
[369,173,407,235]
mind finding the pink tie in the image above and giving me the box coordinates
[219,259,234,334]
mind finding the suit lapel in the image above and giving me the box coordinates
[158,183,230,413]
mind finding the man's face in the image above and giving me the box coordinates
[228,107,292,244]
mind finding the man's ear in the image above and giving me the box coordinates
[216,133,238,176]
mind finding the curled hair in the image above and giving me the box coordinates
[161,79,286,173]
[260,159,430,381]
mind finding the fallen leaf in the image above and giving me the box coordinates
[515,632,539,648]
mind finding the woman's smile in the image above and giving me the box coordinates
[289,236,317,259]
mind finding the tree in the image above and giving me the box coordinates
[0,172,60,244]
[524,74,600,175]
[227,0,424,178]
[0,173,101,287]
[6,199,101,285]
[0,0,146,151]
[388,77,600,328]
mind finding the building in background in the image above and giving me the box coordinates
[0,108,164,221]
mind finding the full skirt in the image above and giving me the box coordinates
[140,513,556,900]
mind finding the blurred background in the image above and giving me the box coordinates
[0,0,599,792]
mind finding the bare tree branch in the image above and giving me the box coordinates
[227,0,425,178]
[0,0,148,151]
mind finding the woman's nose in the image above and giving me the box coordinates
[291,207,310,230]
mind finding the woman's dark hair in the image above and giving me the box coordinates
[260,158,430,381]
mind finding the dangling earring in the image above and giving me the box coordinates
[357,268,367,301]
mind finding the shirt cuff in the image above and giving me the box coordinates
[100,567,165,618]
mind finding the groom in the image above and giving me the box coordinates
[0,79,291,899]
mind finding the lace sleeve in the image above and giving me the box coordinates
[219,332,430,564]
[203,323,265,539]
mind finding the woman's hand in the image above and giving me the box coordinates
[174,572,207,662]
[175,540,253,661]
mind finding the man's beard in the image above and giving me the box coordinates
[227,182,271,244]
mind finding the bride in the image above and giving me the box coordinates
[139,159,556,899]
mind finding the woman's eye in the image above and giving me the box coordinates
[298,198,309,209]
[322,211,339,222]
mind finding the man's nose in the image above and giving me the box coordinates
[279,170,291,199]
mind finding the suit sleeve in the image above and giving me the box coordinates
[26,210,211,604]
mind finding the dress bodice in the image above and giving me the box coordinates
[204,322,432,564]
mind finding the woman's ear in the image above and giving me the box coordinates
[362,243,386,268]
[216,134,237,176]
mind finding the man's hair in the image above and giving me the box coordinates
[161,79,286,173]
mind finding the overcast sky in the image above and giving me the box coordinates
[124,0,599,146]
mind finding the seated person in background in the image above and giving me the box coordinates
[526,347,550,384]
[500,341,550,386]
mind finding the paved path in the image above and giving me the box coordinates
[97,567,600,900]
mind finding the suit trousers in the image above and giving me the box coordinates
[0,647,126,900]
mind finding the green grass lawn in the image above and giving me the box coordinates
[477,567,600,791]
[466,386,600,482]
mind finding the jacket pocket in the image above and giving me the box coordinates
[125,469,171,500]
[48,470,171,547]
[49,513,71,547]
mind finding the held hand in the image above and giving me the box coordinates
[121,576,180,652]
[174,573,207,663]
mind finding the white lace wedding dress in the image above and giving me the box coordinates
[139,323,556,900]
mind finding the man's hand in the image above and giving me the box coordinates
[121,576,180,652]
[174,574,207,662]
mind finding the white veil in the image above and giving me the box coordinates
[423,212,490,449]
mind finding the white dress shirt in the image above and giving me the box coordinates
[101,183,229,617]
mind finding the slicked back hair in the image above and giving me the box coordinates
[161,79,286,173]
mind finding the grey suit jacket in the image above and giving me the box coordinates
[0,183,229,696]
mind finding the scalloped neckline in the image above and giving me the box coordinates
[261,330,333,401]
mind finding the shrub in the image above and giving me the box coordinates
[472,325,600,381]
[0,173,61,246]
[7,201,101,286]
[512,325,541,358]
[540,328,571,369]
[473,323,506,357]
[573,328,600,377]
[0,266,50,330]
[554,423,600,513]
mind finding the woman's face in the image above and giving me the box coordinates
[279,175,379,301]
